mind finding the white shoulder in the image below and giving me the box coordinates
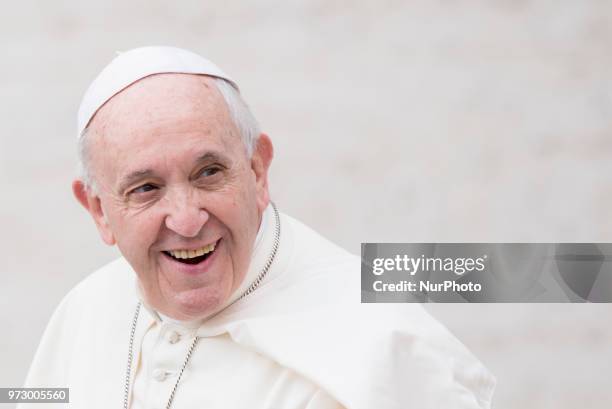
[68,257,134,298]
[40,257,136,327]
[22,257,136,387]
[280,212,359,265]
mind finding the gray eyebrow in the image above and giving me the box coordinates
[194,151,230,164]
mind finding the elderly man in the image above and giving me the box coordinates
[21,46,494,409]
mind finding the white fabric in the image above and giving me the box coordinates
[77,46,238,137]
[131,321,341,409]
[19,209,495,409]
[131,207,337,409]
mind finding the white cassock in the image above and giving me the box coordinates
[19,205,495,409]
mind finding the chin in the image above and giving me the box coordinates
[169,287,228,321]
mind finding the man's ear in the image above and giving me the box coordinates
[250,133,274,212]
[72,179,116,245]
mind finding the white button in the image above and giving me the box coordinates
[166,331,181,344]
[152,369,167,382]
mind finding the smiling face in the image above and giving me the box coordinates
[73,74,273,321]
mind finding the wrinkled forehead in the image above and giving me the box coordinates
[85,73,245,186]
[87,73,231,141]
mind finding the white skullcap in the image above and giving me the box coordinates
[77,46,238,138]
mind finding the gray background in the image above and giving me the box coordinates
[1,1,611,408]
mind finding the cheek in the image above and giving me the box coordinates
[229,189,259,239]
[237,174,262,214]
[109,210,164,262]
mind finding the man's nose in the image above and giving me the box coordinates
[164,189,209,238]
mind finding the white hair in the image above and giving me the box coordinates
[77,76,260,193]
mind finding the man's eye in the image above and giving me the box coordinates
[130,184,158,194]
[199,166,222,178]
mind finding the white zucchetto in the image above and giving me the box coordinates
[77,46,237,137]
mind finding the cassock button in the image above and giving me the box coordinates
[166,331,181,344]
[152,369,168,382]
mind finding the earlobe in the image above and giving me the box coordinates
[71,179,116,246]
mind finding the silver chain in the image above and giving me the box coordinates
[165,336,200,409]
[123,302,141,409]
[123,202,281,409]
[239,202,281,300]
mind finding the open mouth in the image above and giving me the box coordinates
[162,239,219,265]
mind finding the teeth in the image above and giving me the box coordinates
[168,242,216,259]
